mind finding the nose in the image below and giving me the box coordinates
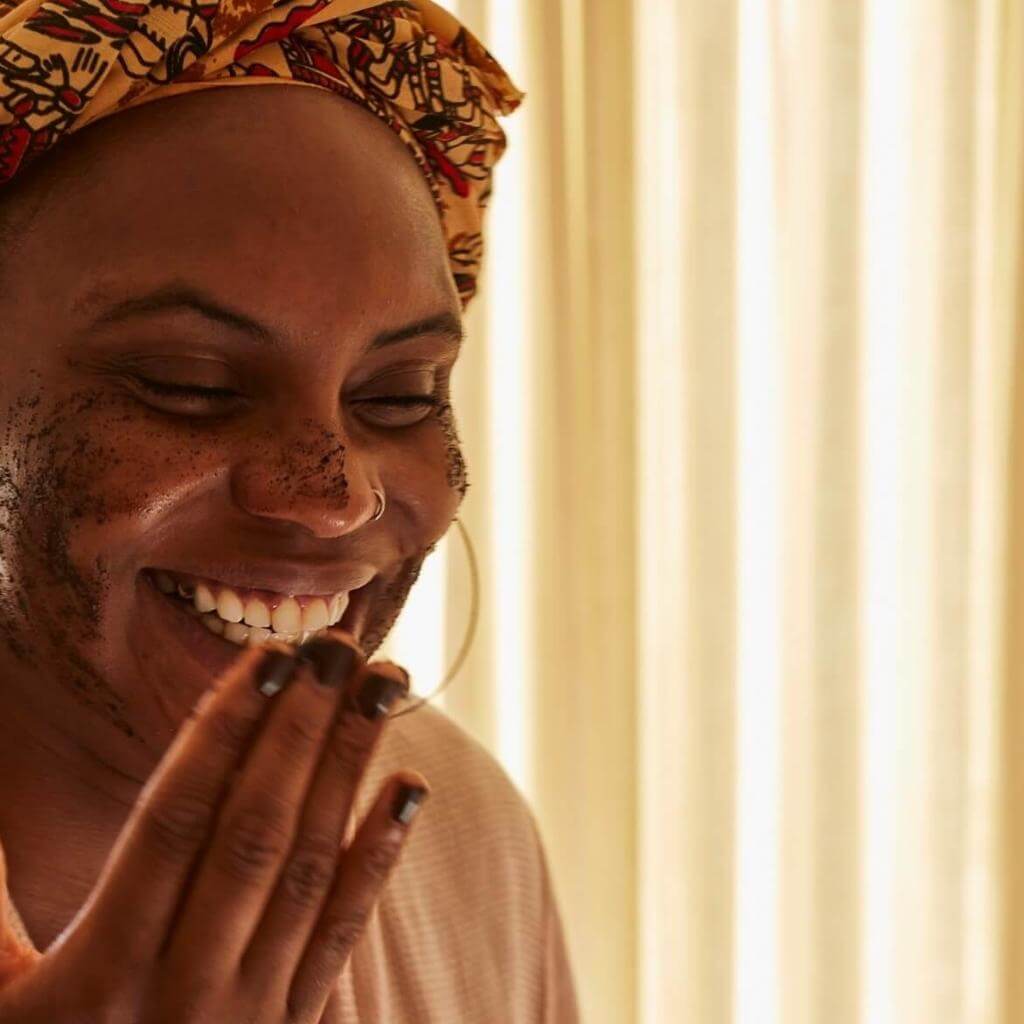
[229,422,382,539]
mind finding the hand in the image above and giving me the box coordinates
[0,632,427,1023]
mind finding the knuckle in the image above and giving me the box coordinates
[65,970,122,1024]
[143,788,212,858]
[359,834,402,884]
[325,722,374,784]
[279,836,340,908]
[204,706,253,755]
[151,970,220,1021]
[319,905,371,957]
[218,799,292,881]
[276,712,324,761]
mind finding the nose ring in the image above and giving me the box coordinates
[370,487,386,523]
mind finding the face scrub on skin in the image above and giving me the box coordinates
[0,0,520,758]
[0,1,539,996]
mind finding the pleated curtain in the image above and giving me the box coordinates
[378,2,1024,1021]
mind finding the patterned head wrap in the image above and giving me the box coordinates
[0,0,523,307]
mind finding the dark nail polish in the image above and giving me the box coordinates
[391,784,428,825]
[296,636,358,688]
[255,648,298,697]
[356,673,406,720]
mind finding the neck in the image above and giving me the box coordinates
[0,689,143,950]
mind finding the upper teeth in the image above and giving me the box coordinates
[154,570,350,647]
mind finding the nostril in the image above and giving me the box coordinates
[230,455,385,539]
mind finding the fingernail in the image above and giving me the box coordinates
[391,784,428,825]
[296,636,359,688]
[355,673,407,720]
[255,648,298,697]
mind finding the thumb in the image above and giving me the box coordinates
[0,837,40,986]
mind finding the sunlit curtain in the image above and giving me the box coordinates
[377,1,1024,1022]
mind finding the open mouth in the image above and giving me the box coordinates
[144,568,368,649]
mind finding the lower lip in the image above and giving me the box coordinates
[136,573,370,682]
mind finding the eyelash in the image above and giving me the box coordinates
[133,378,443,412]
[135,379,240,400]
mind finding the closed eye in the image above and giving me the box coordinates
[135,378,240,400]
[129,377,444,428]
[361,395,440,407]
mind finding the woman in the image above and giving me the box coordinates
[0,1,579,1020]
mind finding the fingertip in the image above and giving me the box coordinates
[390,770,431,797]
[362,661,412,696]
[384,771,431,827]
[390,786,428,828]
[297,632,362,689]
[218,643,278,691]
[361,774,431,833]
[320,628,365,661]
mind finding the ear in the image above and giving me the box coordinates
[0,836,41,987]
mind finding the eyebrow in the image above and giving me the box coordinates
[76,283,465,352]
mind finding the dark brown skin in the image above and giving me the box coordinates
[0,640,430,1022]
[0,82,468,1010]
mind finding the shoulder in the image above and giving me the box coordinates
[374,699,542,853]
[362,698,550,910]
[345,701,578,1018]
[386,700,525,803]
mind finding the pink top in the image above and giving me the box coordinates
[3,700,581,1022]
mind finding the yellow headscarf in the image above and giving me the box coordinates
[0,0,523,307]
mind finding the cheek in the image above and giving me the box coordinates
[0,386,221,651]
[355,407,466,657]
[0,386,157,736]
[364,407,466,537]
[432,400,469,505]
[0,388,111,642]
[24,390,221,544]
[0,386,466,650]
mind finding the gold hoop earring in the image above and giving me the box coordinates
[369,487,386,522]
[387,515,480,718]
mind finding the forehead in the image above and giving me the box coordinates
[12,86,457,341]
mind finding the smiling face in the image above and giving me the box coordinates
[0,85,468,773]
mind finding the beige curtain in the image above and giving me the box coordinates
[377,1,1024,1022]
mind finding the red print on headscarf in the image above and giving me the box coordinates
[233,0,328,62]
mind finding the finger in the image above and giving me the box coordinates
[288,772,430,1022]
[0,835,41,988]
[162,634,365,977]
[76,644,299,963]
[320,988,345,1023]
[240,656,409,984]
